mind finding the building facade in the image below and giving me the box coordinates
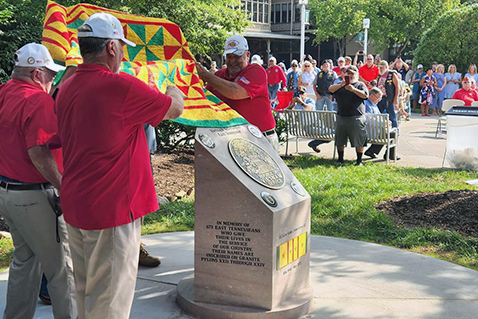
[240,0,334,67]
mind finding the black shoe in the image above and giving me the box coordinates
[364,151,376,159]
[336,159,344,165]
[39,294,51,305]
[355,162,363,166]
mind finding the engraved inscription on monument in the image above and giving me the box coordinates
[228,138,285,189]
[200,221,265,267]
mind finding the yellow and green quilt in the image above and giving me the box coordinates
[42,1,247,128]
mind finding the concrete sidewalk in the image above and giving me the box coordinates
[3,231,477,319]
[279,112,449,169]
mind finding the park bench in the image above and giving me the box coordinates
[283,110,398,164]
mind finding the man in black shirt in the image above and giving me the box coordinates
[329,66,369,165]
[314,60,337,110]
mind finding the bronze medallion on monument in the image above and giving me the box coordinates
[228,137,285,189]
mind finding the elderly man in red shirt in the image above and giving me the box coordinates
[195,35,279,150]
[55,12,184,319]
[452,76,478,106]
[359,54,379,88]
[266,56,287,100]
[0,43,77,318]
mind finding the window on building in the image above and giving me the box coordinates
[241,0,270,24]
[281,3,288,23]
[294,2,300,23]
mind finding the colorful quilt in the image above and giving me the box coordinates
[41,1,247,128]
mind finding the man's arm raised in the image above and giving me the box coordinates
[195,62,250,100]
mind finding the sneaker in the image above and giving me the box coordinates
[355,162,363,166]
[139,243,161,267]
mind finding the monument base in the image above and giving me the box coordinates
[177,275,313,319]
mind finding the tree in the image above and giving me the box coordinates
[0,0,45,82]
[308,0,369,56]
[308,0,460,57]
[414,4,478,74]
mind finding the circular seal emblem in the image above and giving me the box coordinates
[228,137,285,189]
[290,181,306,197]
[27,57,35,64]
[247,125,262,139]
[198,133,215,149]
[261,191,278,207]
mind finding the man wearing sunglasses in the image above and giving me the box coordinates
[0,43,77,318]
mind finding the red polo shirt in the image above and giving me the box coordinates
[0,80,63,183]
[207,64,275,132]
[359,64,379,83]
[266,65,287,86]
[55,64,172,230]
[452,88,478,106]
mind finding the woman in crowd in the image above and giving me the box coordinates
[444,64,461,99]
[464,64,478,83]
[432,64,447,116]
[419,68,436,116]
[298,60,317,101]
[411,64,425,112]
[452,76,478,106]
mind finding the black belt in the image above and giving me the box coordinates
[0,181,53,191]
[263,129,275,137]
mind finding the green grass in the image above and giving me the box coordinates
[143,156,478,271]
[0,237,14,271]
[2,158,477,271]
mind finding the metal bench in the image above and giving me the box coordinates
[283,110,398,164]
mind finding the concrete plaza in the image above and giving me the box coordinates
[1,113,477,319]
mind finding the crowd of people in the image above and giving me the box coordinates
[206,49,476,161]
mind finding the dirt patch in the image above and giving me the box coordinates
[377,190,478,237]
[152,149,195,201]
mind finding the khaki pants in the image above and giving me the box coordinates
[0,186,77,319]
[67,217,142,319]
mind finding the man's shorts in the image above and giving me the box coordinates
[335,115,367,148]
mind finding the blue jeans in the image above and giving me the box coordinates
[378,98,398,128]
[268,84,280,100]
[316,96,334,111]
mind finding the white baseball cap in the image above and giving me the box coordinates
[224,35,249,56]
[251,54,263,65]
[77,12,136,47]
[14,43,65,73]
[269,56,277,63]
[337,57,345,63]
[417,64,423,69]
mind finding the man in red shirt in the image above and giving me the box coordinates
[452,77,478,106]
[359,54,379,88]
[0,43,77,318]
[195,35,279,150]
[55,13,184,319]
[266,56,287,100]
[332,57,345,76]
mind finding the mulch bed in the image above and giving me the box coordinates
[377,190,478,237]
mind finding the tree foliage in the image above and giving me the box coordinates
[0,0,248,83]
[414,4,478,74]
[308,0,460,56]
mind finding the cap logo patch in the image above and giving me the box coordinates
[228,40,238,49]
[27,57,35,64]
[112,22,117,29]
